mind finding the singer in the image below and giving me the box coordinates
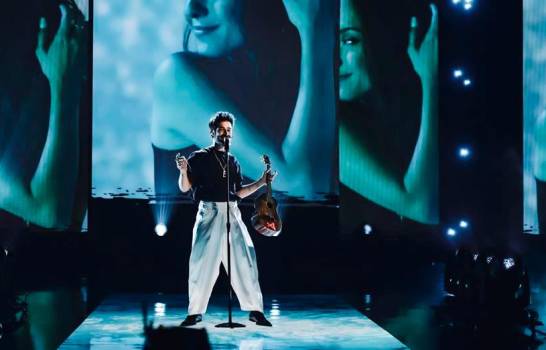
[176,111,275,327]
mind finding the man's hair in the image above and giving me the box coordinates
[209,111,235,133]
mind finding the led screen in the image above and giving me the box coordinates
[93,0,338,201]
[339,0,439,234]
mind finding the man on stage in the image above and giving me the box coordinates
[176,111,274,327]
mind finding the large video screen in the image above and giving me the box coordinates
[524,0,546,235]
[0,0,90,233]
[93,0,338,201]
[339,0,438,234]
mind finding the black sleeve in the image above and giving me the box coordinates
[152,144,197,196]
[186,151,201,187]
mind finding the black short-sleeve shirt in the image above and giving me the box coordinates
[186,147,243,202]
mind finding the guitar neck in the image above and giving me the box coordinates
[266,164,272,202]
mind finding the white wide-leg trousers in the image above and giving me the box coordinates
[187,201,264,315]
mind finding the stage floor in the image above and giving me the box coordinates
[59,294,408,349]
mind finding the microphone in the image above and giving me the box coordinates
[223,137,230,151]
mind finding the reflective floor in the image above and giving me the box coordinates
[59,294,408,349]
[3,242,546,350]
[1,288,87,350]
[349,260,546,350]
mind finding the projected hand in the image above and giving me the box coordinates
[407,4,438,85]
[282,0,335,36]
[175,153,188,173]
[35,2,86,92]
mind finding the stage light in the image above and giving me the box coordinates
[463,79,472,86]
[270,301,281,319]
[363,224,373,235]
[452,0,462,4]
[453,69,463,78]
[270,309,281,317]
[155,224,167,237]
[447,228,457,236]
[486,256,494,264]
[459,220,469,228]
[503,258,515,270]
[154,303,166,317]
[458,147,471,158]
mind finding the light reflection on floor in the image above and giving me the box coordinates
[60,294,408,349]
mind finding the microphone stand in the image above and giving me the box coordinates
[216,139,245,329]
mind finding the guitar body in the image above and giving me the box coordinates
[251,155,282,237]
[252,193,282,237]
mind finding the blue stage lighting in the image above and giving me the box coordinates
[363,224,373,235]
[453,69,463,78]
[459,220,469,228]
[447,228,457,236]
[155,223,167,237]
[463,79,472,86]
[458,147,471,158]
[452,0,462,4]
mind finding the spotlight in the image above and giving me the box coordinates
[503,258,515,270]
[363,224,373,235]
[453,69,463,78]
[154,303,166,317]
[155,224,167,237]
[452,0,462,4]
[458,147,471,158]
[270,301,281,319]
[270,309,281,317]
[459,220,469,228]
[447,228,457,236]
[463,79,472,86]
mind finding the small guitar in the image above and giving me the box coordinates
[251,155,282,237]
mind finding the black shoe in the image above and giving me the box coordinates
[180,314,202,326]
[249,311,272,327]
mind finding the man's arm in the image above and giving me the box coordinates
[236,178,266,199]
[236,169,275,199]
[176,154,192,193]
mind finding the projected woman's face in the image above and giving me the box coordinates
[339,0,372,101]
[183,0,244,57]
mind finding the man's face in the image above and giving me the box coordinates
[211,120,233,146]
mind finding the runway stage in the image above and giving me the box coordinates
[60,294,408,349]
